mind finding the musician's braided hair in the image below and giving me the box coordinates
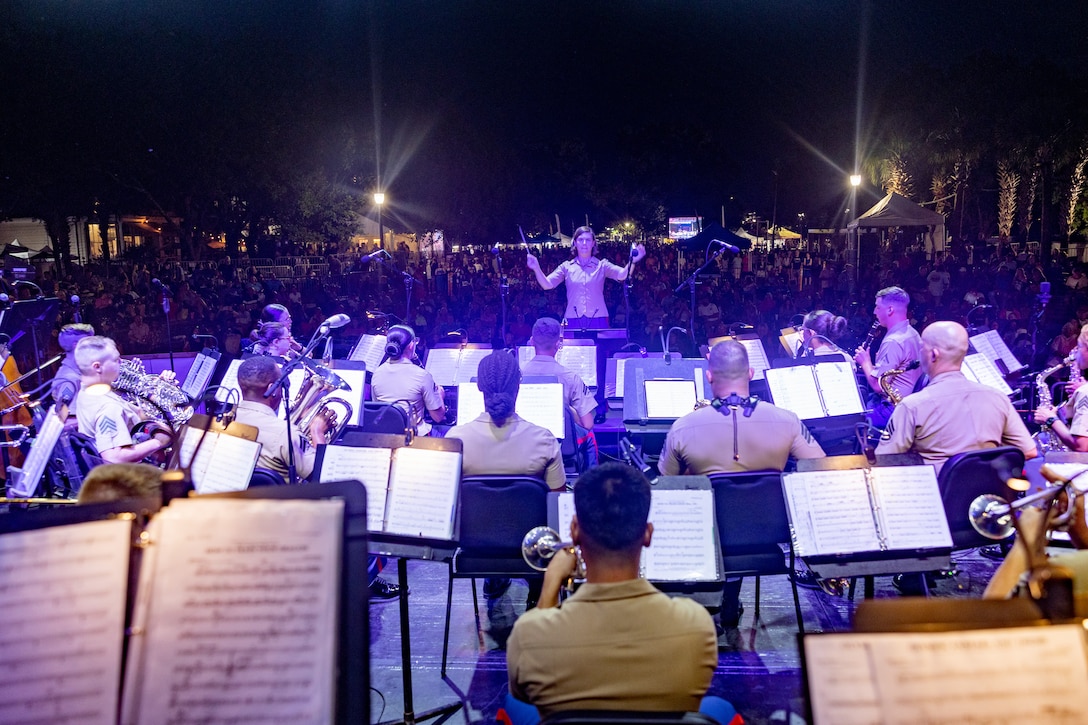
[476,350,520,427]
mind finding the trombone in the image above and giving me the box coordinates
[522,526,586,596]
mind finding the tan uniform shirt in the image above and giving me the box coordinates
[872,320,923,399]
[77,388,141,453]
[446,413,564,490]
[545,258,625,322]
[1067,383,1088,438]
[233,400,315,481]
[371,358,443,435]
[658,401,825,475]
[876,370,1036,474]
[520,354,597,420]
[506,578,717,716]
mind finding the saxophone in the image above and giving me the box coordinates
[878,360,921,405]
[1033,352,1079,453]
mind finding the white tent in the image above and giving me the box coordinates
[848,192,947,254]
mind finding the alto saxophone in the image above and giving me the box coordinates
[878,360,921,405]
[1033,352,1079,453]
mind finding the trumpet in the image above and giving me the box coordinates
[290,357,354,445]
[522,526,586,593]
[969,465,1088,540]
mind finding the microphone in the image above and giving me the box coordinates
[491,244,501,256]
[71,294,82,323]
[711,239,741,254]
[151,278,173,297]
[318,313,351,331]
[191,333,219,351]
[630,244,638,260]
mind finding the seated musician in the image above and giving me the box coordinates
[1033,322,1088,452]
[658,340,824,628]
[232,356,328,482]
[75,336,172,464]
[77,462,163,503]
[250,321,294,361]
[800,309,851,362]
[503,463,742,725]
[51,323,95,421]
[877,321,1037,473]
[371,325,446,435]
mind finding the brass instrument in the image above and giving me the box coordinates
[878,360,920,405]
[1033,356,1072,453]
[289,357,354,445]
[0,424,29,447]
[113,358,194,428]
[522,526,586,594]
[969,465,1088,540]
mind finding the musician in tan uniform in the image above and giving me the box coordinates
[877,321,1037,473]
[854,286,924,427]
[1033,322,1088,452]
[371,325,446,435]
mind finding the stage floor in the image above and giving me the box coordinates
[369,548,1004,724]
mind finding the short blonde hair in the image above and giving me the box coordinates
[73,336,119,375]
[78,463,162,504]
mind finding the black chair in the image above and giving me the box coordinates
[709,471,804,633]
[937,446,1025,550]
[67,432,104,477]
[357,402,410,434]
[248,466,286,487]
[540,711,721,725]
[441,475,549,675]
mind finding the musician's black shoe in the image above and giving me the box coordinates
[594,410,608,425]
[718,604,745,631]
[790,569,822,590]
[483,577,511,599]
[369,578,403,601]
[979,544,1008,561]
[892,572,936,596]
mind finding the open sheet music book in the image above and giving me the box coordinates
[644,379,698,419]
[457,381,565,438]
[176,422,262,494]
[7,403,66,497]
[782,465,952,557]
[709,335,772,380]
[424,346,492,386]
[517,343,598,387]
[553,489,720,581]
[803,624,1088,725]
[316,440,462,540]
[779,326,804,358]
[962,352,1014,395]
[348,333,388,371]
[765,361,865,419]
[180,348,221,400]
[969,328,1025,375]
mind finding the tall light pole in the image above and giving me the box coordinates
[849,174,862,277]
[373,191,385,251]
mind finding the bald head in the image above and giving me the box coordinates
[921,321,968,374]
[706,340,752,396]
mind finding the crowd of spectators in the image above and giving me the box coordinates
[18,236,1088,373]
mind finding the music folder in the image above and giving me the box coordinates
[180,348,221,401]
[348,333,388,372]
[456,379,565,439]
[765,360,864,420]
[621,357,709,427]
[424,344,492,387]
[969,328,1025,375]
[518,340,598,388]
[174,413,262,494]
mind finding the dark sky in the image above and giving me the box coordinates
[4,1,1087,237]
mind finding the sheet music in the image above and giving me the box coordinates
[8,404,64,497]
[456,348,492,384]
[736,337,771,381]
[123,498,342,725]
[557,345,597,388]
[0,518,132,725]
[215,360,307,418]
[765,366,827,420]
[182,351,219,399]
[317,445,392,531]
[813,361,866,415]
[970,329,1024,373]
[641,489,718,581]
[782,470,882,555]
[808,626,1088,725]
[780,328,804,358]
[644,379,697,419]
[424,348,463,387]
[556,492,576,540]
[457,382,565,438]
[384,446,461,539]
[870,466,953,551]
[614,358,629,399]
[348,333,387,371]
[178,426,262,494]
[962,352,1014,395]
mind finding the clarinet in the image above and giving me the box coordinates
[860,321,883,351]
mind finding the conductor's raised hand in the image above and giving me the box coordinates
[631,243,647,263]
[526,253,541,272]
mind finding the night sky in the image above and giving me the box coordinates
[3,1,1087,239]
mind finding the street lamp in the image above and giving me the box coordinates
[849,174,861,279]
[373,192,386,250]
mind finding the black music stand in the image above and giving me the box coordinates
[0,297,60,387]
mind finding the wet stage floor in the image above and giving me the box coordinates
[368,549,1002,724]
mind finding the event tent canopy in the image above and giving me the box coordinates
[848,191,946,252]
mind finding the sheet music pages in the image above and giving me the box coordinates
[644,379,697,419]
[455,348,492,384]
[962,352,1014,395]
[0,518,132,725]
[214,359,244,403]
[556,492,576,540]
[9,404,64,497]
[348,333,387,371]
[805,625,1088,725]
[813,362,866,416]
[736,337,771,381]
[384,446,461,539]
[782,470,882,556]
[182,352,218,399]
[970,328,1023,373]
[123,498,343,725]
[178,427,262,494]
[317,445,392,531]
[869,466,953,551]
[516,383,565,439]
[557,345,598,387]
[424,348,463,387]
[765,366,826,420]
[613,358,629,399]
[780,328,804,357]
[640,489,718,581]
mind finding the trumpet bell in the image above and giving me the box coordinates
[522,526,564,571]
[969,493,1015,540]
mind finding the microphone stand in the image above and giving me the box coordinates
[159,287,176,372]
[623,248,635,343]
[674,244,731,345]
[495,251,508,346]
[372,253,415,323]
[266,327,330,486]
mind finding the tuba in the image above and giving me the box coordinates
[289,357,354,445]
[113,358,193,428]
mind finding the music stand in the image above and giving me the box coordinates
[0,297,60,387]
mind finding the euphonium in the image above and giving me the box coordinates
[289,357,353,445]
[1033,358,1070,453]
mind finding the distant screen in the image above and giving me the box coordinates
[668,217,702,240]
